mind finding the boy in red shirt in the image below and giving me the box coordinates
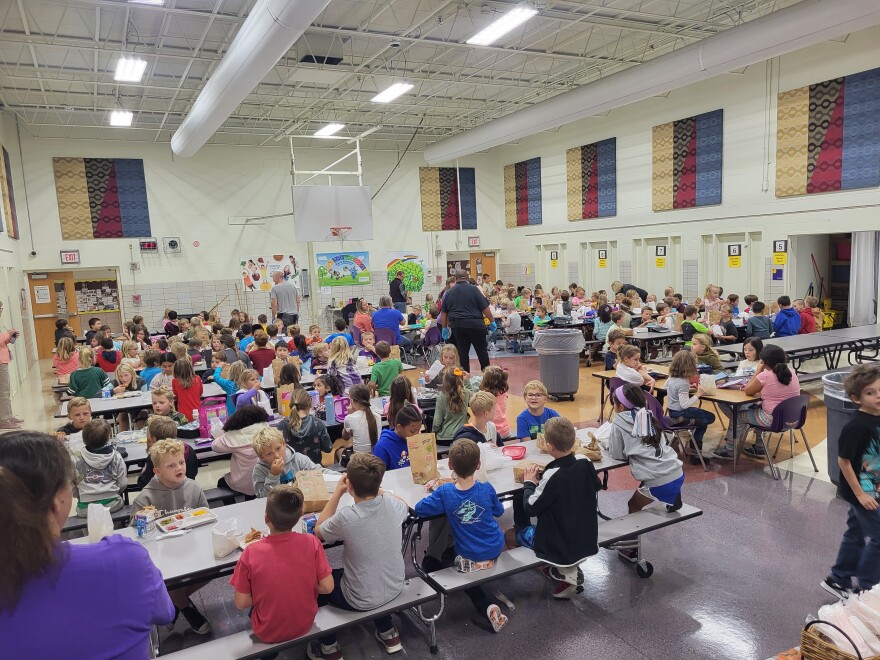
[794,298,817,334]
[95,336,123,373]
[231,485,334,643]
[247,331,277,374]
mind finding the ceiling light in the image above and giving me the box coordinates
[128,0,165,5]
[109,110,133,127]
[115,57,148,83]
[467,3,538,46]
[314,123,344,137]
[371,82,414,103]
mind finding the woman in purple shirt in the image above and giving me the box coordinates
[0,431,174,658]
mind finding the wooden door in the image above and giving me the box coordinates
[29,271,79,359]
[470,252,496,281]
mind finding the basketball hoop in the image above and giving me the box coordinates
[327,226,352,249]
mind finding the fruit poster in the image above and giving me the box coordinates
[240,255,301,293]
[387,251,427,293]
[316,252,370,287]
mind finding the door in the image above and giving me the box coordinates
[469,252,496,282]
[28,271,79,359]
[634,237,679,295]
[702,233,757,302]
[586,240,617,293]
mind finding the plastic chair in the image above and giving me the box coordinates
[601,377,627,422]
[744,394,817,481]
[350,324,363,347]
[420,325,442,363]
[373,327,408,361]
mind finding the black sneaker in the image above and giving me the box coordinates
[820,576,852,601]
[181,601,211,634]
[743,444,767,458]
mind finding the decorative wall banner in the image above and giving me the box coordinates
[240,255,301,293]
[776,66,880,197]
[0,147,19,238]
[418,167,477,231]
[317,252,370,287]
[652,109,723,211]
[387,251,427,293]
[504,157,542,227]
[566,138,617,220]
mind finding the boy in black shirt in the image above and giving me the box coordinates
[822,364,880,599]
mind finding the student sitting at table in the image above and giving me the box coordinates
[148,352,176,391]
[310,342,330,374]
[130,439,211,635]
[136,415,198,489]
[680,305,709,348]
[252,426,330,497]
[690,334,723,372]
[211,405,268,498]
[71,419,126,519]
[516,380,560,440]
[433,369,472,445]
[306,324,324,347]
[407,304,425,326]
[325,318,355,347]
[273,339,297,369]
[604,329,628,370]
[615,345,657,391]
[210,357,244,414]
[665,351,715,458]
[53,337,80,381]
[480,366,510,440]
[358,331,380,363]
[602,311,629,351]
[234,369,273,418]
[368,341,403,396]
[246,331,276,374]
[773,295,801,337]
[120,341,143,370]
[506,417,602,599]
[727,294,740,316]
[288,333,310,366]
[184,336,204,365]
[163,311,181,338]
[172,359,203,422]
[735,337,763,376]
[534,305,551,327]
[559,291,572,316]
[746,301,773,339]
[806,295,825,331]
[655,302,674,329]
[279,389,332,465]
[502,307,523,353]
[231,485,333,645]
[150,385,189,426]
[311,453,410,658]
[56,397,92,440]
[453,391,498,446]
[95,336,122,374]
[794,298,817,334]
[373,403,422,471]
[414,439,509,633]
[593,304,614,346]
[221,334,252,369]
[327,337,360,393]
[635,307,655,328]
[237,323,255,352]
[384,375,421,426]
[67,347,111,399]
[341,384,381,456]
[713,305,739,345]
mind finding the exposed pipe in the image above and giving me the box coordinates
[171,0,333,157]
[424,0,880,164]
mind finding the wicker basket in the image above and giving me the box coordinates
[801,620,880,660]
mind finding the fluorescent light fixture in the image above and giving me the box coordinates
[129,0,165,5]
[371,82,414,103]
[314,123,345,137]
[467,4,538,46]
[109,110,133,127]
[115,57,148,83]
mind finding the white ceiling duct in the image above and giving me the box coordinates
[424,0,880,165]
[171,0,333,157]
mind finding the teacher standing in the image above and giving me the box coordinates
[389,271,408,315]
[0,301,21,429]
[440,270,493,371]
[270,271,301,329]
[611,280,649,303]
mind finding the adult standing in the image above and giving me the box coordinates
[0,431,175,656]
[0,301,22,429]
[440,270,493,371]
[373,296,412,351]
[270,271,300,329]
[389,271,408,315]
[611,281,649,303]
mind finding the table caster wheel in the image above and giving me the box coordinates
[636,561,653,578]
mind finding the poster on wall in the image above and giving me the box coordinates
[240,255,301,292]
[75,280,119,312]
[387,251,427,293]
[446,260,471,278]
[317,252,370,287]
[0,147,19,238]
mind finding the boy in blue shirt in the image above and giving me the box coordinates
[516,380,560,440]
[372,404,422,471]
[415,438,509,633]
[324,318,355,347]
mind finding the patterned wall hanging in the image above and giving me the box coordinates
[0,147,18,238]
[418,167,477,231]
[566,138,617,220]
[52,157,152,239]
[776,67,880,197]
[652,109,723,211]
[504,157,542,227]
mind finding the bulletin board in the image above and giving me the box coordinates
[75,279,119,312]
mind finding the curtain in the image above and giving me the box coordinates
[849,231,880,327]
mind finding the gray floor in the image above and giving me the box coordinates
[159,466,847,660]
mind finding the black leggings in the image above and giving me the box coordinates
[451,325,490,371]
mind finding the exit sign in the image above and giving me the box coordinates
[467,236,480,248]
[60,250,80,264]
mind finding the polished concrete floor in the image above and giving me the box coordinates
[8,352,847,659]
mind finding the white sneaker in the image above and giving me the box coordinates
[486,604,508,632]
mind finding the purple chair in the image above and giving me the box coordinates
[642,390,707,471]
[350,324,363,346]
[419,325,442,363]
[745,394,817,481]
[373,327,408,361]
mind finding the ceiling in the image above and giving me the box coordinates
[0,0,803,151]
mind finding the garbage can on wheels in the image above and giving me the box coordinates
[823,371,857,485]
[533,328,586,401]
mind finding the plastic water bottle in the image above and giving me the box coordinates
[324,394,335,421]
[418,372,426,389]
[192,409,200,426]
[101,385,112,399]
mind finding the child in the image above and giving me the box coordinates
[609,384,685,514]
[665,351,715,455]
[681,305,709,347]
[601,311,627,350]
[373,403,422,471]
[265,323,283,348]
[136,415,198,489]
[604,329,627,370]
[172,359,203,422]
[212,405,269,497]
[306,324,323,346]
[149,352,176,391]
[506,417,602,599]
[54,318,76,343]
[690,334,723,372]
[56,397,92,439]
[150,386,188,425]
[635,307,655,328]
[645,293,658,311]
[247,331,276,373]
[327,336,360,392]
[773,295,801,337]
[534,305,551,326]
[593,304,614,345]
[71,419,127,517]
[163,311,181,337]
[310,342,330,374]
[290,334,311,365]
[325,318,354,346]
[794,298,817,334]
[727,294,740,316]
[480,366,510,440]
[120,341,143,370]
[342,384,381,454]
[95,336,122,373]
[806,295,826,331]
[214,358,246,414]
[277,362,301,389]
[713,305,739,345]
[279,389,332,465]
[130,439,211,634]
[516,380,560,440]
[822,364,880,598]
[256,314,268,333]
[67,347,111,399]
[313,374,343,416]
[231,485,333,644]
[238,324,255,352]
[427,344,465,388]
[453,391,498,446]
[251,426,327,497]
[369,341,402,396]
[746,301,773,339]
[503,309,523,353]
[234,369,273,418]
[312,454,410,657]
[414,439,509,632]
[433,369,472,444]
[615,345,656,390]
[84,316,102,343]
[384,375,421,426]
[743,294,758,314]
[185,336,204,364]
[53,337,80,380]
[736,337,763,376]
[358,332,380,362]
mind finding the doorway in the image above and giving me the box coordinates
[583,240,617,292]
[469,252,496,282]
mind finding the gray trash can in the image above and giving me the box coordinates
[823,371,857,485]
[532,328,586,401]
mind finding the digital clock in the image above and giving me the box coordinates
[139,238,159,253]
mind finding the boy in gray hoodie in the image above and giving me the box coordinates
[72,419,127,517]
[251,427,332,498]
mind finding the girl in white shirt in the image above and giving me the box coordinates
[342,384,381,453]
[615,345,656,390]
[735,337,763,376]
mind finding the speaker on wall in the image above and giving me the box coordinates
[299,268,311,298]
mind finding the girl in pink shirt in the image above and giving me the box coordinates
[480,366,511,439]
